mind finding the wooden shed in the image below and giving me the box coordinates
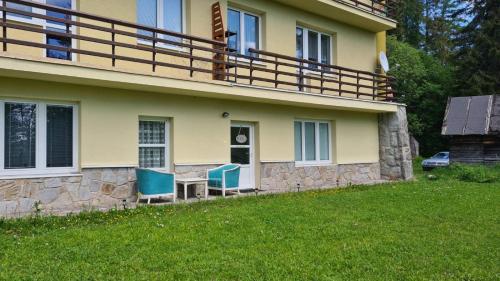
[442,95,500,164]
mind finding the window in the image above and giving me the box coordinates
[228,8,260,57]
[294,120,331,164]
[137,0,184,44]
[139,120,169,169]
[0,100,78,176]
[296,27,332,69]
[45,0,73,60]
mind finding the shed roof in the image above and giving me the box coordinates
[442,95,499,136]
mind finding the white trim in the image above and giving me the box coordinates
[294,119,332,166]
[138,118,170,172]
[0,99,79,177]
[230,122,255,190]
[228,7,262,56]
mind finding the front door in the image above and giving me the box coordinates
[230,123,254,190]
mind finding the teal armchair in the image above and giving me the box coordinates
[207,164,241,197]
[136,168,176,204]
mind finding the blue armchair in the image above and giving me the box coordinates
[136,168,176,204]
[207,164,241,197]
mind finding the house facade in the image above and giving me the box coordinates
[0,0,412,217]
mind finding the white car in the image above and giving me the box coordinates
[422,152,450,171]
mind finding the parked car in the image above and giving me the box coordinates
[422,152,450,171]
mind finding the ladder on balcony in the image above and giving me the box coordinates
[212,2,226,80]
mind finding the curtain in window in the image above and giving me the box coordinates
[304,122,316,161]
[46,105,73,168]
[319,123,329,160]
[4,103,37,169]
[294,121,302,161]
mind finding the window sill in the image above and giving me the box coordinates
[295,162,335,168]
[0,173,83,180]
[229,56,267,67]
[138,40,190,54]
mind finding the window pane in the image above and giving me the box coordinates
[321,34,331,66]
[305,122,316,161]
[231,126,250,146]
[164,0,182,33]
[46,0,72,26]
[294,121,302,161]
[47,105,73,168]
[4,103,36,169]
[296,27,303,59]
[244,13,258,56]
[6,3,32,20]
[139,121,165,145]
[231,148,250,165]
[308,30,319,63]
[46,28,71,60]
[139,147,165,168]
[137,0,157,37]
[227,9,240,53]
[319,123,329,161]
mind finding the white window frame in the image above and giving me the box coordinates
[227,7,262,57]
[297,26,332,69]
[0,100,79,177]
[137,0,187,51]
[138,118,170,172]
[294,120,332,166]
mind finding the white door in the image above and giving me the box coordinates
[230,123,254,190]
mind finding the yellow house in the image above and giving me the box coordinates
[0,0,412,217]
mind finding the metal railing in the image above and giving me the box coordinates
[333,0,392,17]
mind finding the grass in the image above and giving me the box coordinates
[0,163,499,281]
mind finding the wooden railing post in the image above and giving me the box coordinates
[274,56,279,88]
[2,0,7,52]
[338,69,342,96]
[152,31,156,72]
[356,72,360,98]
[65,19,71,59]
[249,55,254,85]
[320,69,324,94]
[189,39,194,77]
[111,23,116,67]
[372,74,376,100]
[299,60,304,91]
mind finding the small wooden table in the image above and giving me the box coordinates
[176,178,209,200]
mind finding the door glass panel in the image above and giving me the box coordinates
[227,9,240,53]
[308,30,319,63]
[46,0,72,26]
[163,0,183,43]
[6,3,32,20]
[244,13,259,56]
[294,121,302,161]
[231,148,250,165]
[305,122,316,161]
[319,123,329,161]
[4,103,37,169]
[46,105,73,167]
[321,34,331,65]
[296,27,303,59]
[46,28,72,60]
[137,0,157,37]
[139,121,165,144]
[231,126,250,145]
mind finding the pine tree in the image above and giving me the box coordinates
[388,0,424,47]
[454,0,500,96]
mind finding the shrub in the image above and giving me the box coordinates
[435,164,500,183]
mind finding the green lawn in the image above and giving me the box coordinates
[1,164,499,281]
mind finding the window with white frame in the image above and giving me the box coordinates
[0,100,78,176]
[138,120,169,169]
[137,0,184,44]
[296,27,332,68]
[294,120,331,164]
[0,0,75,60]
[227,8,260,57]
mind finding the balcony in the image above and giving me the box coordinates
[0,0,396,105]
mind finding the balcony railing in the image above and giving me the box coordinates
[0,0,396,102]
[332,0,391,17]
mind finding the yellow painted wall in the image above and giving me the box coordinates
[0,77,380,167]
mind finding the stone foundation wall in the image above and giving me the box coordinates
[260,162,381,193]
[0,168,136,218]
